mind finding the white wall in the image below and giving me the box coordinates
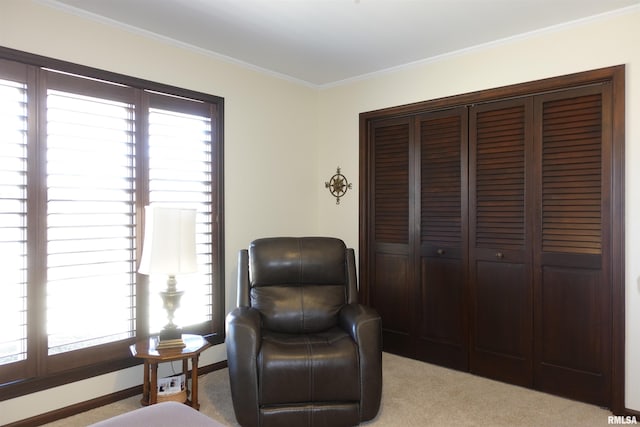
[316,5,640,412]
[1,0,639,423]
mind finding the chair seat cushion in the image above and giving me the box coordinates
[258,327,360,405]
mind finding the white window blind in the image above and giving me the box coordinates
[0,78,28,365]
[46,89,136,355]
[147,105,213,334]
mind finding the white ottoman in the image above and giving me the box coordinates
[88,401,226,427]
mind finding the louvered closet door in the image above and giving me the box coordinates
[415,108,468,369]
[533,84,611,406]
[369,117,414,355]
[469,98,534,387]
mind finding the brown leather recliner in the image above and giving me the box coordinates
[225,237,382,427]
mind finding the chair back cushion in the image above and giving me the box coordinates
[249,237,347,333]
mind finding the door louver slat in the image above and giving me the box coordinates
[475,106,525,250]
[421,115,461,245]
[542,94,602,254]
[374,123,410,244]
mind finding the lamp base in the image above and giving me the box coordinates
[156,274,186,350]
[157,328,185,350]
[157,338,186,350]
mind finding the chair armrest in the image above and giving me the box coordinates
[339,303,382,421]
[339,303,381,344]
[225,307,261,427]
[226,306,261,356]
[237,249,250,307]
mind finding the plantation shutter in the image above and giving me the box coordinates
[0,50,224,393]
[146,93,214,334]
[0,63,29,381]
[45,71,136,360]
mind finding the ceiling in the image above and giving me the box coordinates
[44,0,640,87]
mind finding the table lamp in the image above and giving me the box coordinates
[138,206,197,349]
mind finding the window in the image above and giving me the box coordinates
[147,97,214,334]
[0,50,224,397]
[46,81,136,357]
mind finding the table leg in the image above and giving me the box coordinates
[182,358,189,404]
[141,360,150,406]
[150,362,158,405]
[191,354,200,410]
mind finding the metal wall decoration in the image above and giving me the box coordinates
[325,166,352,205]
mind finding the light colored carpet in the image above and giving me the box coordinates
[44,352,612,426]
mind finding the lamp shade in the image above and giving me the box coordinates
[138,206,197,275]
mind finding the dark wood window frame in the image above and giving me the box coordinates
[0,46,225,401]
[359,65,625,413]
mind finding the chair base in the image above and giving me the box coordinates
[260,402,360,427]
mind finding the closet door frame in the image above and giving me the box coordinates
[359,65,625,413]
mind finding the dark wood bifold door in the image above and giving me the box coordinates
[468,98,534,387]
[368,109,469,370]
[369,117,412,356]
[533,85,612,405]
[415,108,468,370]
[360,66,624,411]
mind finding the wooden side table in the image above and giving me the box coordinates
[130,334,211,410]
